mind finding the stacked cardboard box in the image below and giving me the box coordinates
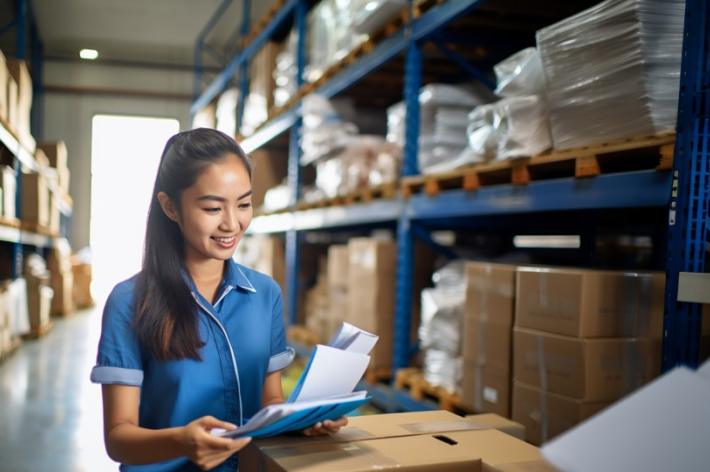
[6,59,34,152]
[242,41,279,137]
[37,142,71,235]
[0,49,7,123]
[304,256,330,343]
[325,244,348,341]
[461,262,516,417]
[346,238,396,370]
[71,255,93,309]
[241,410,553,472]
[512,267,666,445]
[46,239,75,317]
[24,254,53,331]
[20,172,49,229]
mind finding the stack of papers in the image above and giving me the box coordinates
[215,323,378,438]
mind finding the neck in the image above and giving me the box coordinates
[186,258,225,304]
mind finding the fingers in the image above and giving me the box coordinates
[195,416,238,432]
[302,417,348,436]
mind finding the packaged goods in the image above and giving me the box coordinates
[536,0,685,149]
[350,0,407,35]
[215,88,239,137]
[494,47,546,98]
[273,28,299,108]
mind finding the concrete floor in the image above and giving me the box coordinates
[0,304,119,472]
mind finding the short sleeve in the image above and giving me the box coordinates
[267,280,294,373]
[89,280,144,386]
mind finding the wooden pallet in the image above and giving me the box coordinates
[395,368,475,413]
[402,133,676,197]
[363,367,393,385]
[287,325,320,347]
[19,221,59,237]
[0,217,20,229]
[22,321,53,340]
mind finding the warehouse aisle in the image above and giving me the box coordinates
[0,303,118,472]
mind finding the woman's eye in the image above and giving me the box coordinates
[239,202,252,210]
[204,207,220,213]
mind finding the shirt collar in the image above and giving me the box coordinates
[224,258,257,293]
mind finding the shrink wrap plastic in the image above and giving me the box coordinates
[536,0,684,150]
[420,261,466,391]
[273,28,299,108]
[350,0,407,35]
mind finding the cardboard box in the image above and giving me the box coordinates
[6,59,34,152]
[461,360,511,417]
[48,192,61,235]
[346,238,396,369]
[466,413,525,441]
[512,382,610,446]
[515,267,665,338]
[249,149,288,212]
[36,141,68,170]
[241,410,543,472]
[0,50,7,122]
[46,240,75,316]
[327,244,349,288]
[242,41,279,136]
[513,327,661,401]
[489,460,562,472]
[0,165,16,220]
[20,172,49,227]
[72,262,93,309]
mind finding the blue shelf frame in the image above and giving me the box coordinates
[662,0,710,370]
[195,0,707,407]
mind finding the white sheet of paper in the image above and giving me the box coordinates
[328,322,378,354]
[542,367,710,472]
[293,345,370,403]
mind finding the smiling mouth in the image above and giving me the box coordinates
[212,236,236,243]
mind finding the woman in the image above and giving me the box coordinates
[91,128,345,471]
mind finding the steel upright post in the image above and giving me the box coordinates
[662,0,710,370]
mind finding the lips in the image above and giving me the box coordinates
[212,235,237,248]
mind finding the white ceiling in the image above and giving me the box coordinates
[31,0,276,66]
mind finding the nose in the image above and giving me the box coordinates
[219,207,239,231]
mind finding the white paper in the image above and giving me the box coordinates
[290,345,370,403]
[542,367,710,472]
[328,322,378,354]
[697,358,710,380]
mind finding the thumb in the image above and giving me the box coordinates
[196,415,238,431]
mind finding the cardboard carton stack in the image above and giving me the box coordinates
[37,141,71,235]
[304,256,330,343]
[461,262,517,417]
[6,59,35,152]
[71,255,93,309]
[512,267,666,445]
[325,244,348,341]
[346,238,396,370]
[240,410,557,472]
[46,239,75,317]
[23,254,53,332]
[0,281,14,358]
[241,41,279,137]
[20,171,50,230]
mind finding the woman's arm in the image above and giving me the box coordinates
[102,384,251,470]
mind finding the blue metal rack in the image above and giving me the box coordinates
[193,0,707,408]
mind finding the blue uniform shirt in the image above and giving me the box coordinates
[90,260,295,471]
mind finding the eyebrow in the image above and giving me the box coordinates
[197,189,253,202]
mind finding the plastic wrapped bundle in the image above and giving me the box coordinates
[496,95,552,160]
[350,0,407,35]
[536,0,684,150]
[314,135,386,197]
[215,88,239,137]
[368,143,401,186]
[273,28,298,108]
[419,261,466,391]
[300,94,359,165]
[386,101,406,146]
[494,47,546,98]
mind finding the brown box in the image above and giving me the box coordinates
[489,460,562,472]
[466,413,525,441]
[242,41,279,136]
[461,360,511,417]
[512,382,610,446]
[0,50,7,121]
[48,192,61,235]
[47,240,75,316]
[72,262,93,309]
[20,172,49,227]
[513,327,661,401]
[36,141,68,171]
[463,263,516,365]
[327,285,348,340]
[26,283,52,330]
[0,165,16,220]
[515,267,665,338]
[249,149,288,212]
[241,410,543,472]
[346,238,396,369]
[6,59,34,152]
[327,244,349,288]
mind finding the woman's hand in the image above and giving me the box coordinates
[300,416,348,437]
[178,416,252,470]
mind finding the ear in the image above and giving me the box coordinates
[157,192,180,223]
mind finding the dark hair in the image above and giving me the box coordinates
[133,128,252,361]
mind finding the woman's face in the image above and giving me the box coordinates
[175,154,253,265]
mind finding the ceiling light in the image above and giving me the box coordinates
[79,49,99,60]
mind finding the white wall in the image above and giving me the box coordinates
[41,60,193,250]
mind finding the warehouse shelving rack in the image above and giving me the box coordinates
[0,0,71,281]
[193,0,709,411]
